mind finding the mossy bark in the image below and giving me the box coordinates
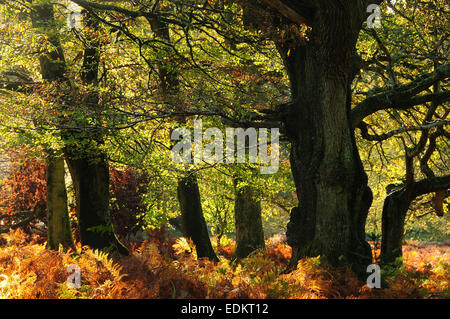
[31,2,127,255]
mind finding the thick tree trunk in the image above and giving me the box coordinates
[30,2,66,82]
[65,152,128,255]
[45,153,75,250]
[177,174,219,262]
[281,3,372,275]
[234,179,265,258]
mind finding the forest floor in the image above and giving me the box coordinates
[0,228,448,299]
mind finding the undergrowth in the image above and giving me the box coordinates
[0,229,448,299]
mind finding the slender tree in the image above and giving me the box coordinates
[177,173,219,261]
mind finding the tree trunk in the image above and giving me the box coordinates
[45,153,75,250]
[177,174,219,262]
[380,190,411,264]
[280,3,372,275]
[381,175,450,264]
[234,179,265,258]
[63,10,128,255]
[65,153,128,255]
[30,1,74,251]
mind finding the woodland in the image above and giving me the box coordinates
[0,0,448,299]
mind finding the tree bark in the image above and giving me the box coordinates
[177,174,219,262]
[380,189,411,264]
[279,2,372,275]
[234,179,265,258]
[46,153,75,250]
[65,153,128,255]
[381,71,447,264]
[30,2,127,254]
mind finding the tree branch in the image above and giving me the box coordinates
[358,119,449,142]
[262,0,309,25]
[412,174,450,199]
[351,63,450,127]
[71,0,153,18]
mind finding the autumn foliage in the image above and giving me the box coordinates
[0,229,448,299]
[109,167,150,238]
[0,154,46,214]
[0,152,46,230]
[0,158,447,299]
